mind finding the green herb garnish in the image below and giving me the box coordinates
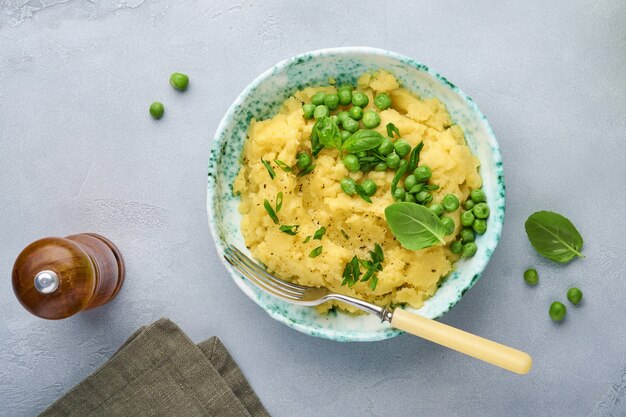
[525,211,584,263]
[263,199,279,224]
[314,116,342,149]
[354,183,372,203]
[275,192,283,213]
[341,229,349,240]
[309,246,323,258]
[407,141,424,172]
[274,159,292,172]
[390,160,408,194]
[342,130,384,153]
[298,164,316,177]
[303,235,311,243]
[386,122,400,138]
[313,226,326,240]
[261,159,275,180]
[310,129,324,158]
[340,245,383,290]
[384,202,447,250]
[279,225,299,235]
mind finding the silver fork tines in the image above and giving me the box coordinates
[223,244,391,321]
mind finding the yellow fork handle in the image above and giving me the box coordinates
[391,308,532,375]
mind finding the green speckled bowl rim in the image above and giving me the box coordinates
[207,47,505,342]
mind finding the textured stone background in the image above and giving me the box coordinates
[1,1,625,416]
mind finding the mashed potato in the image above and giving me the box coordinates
[233,71,481,313]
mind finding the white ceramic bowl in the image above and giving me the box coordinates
[207,47,505,342]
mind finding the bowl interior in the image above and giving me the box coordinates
[207,48,504,342]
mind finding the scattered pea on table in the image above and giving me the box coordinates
[567,287,583,305]
[523,268,539,285]
[549,301,567,322]
[149,102,164,119]
[170,72,189,91]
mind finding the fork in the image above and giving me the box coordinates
[224,245,532,374]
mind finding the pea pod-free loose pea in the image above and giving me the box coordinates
[567,287,583,305]
[523,268,539,285]
[391,159,408,194]
[149,102,164,119]
[549,301,566,321]
[338,86,352,105]
[348,106,363,121]
[170,72,189,91]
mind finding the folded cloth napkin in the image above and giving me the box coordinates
[40,318,270,417]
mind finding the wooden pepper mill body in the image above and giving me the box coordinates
[12,233,125,320]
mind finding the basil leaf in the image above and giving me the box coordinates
[407,141,424,172]
[384,202,447,250]
[279,225,300,235]
[310,128,324,157]
[525,211,584,263]
[261,159,275,180]
[342,130,384,153]
[314,117,341,149]
[263,199,279,224]
[309,246,323,258]
[275,192,283,213]
[386,122,400,138]
[274,159,292,172]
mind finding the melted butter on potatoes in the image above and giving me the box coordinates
[234,71,481,313]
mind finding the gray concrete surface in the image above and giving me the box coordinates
[1,1,625,416]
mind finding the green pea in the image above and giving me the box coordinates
[460,210,475,227]
[462,242,478,257]
[549,301,566,322]
[296,152,312,169]
[409,184,424,194]
[338,86,352,106]
[470,189,486,203]
[414,165,432,182]
[393,188,406,201]
[348,106,363,121]
[404,174,417,191]
[149,101,164,119]
[337,111,350,124]
[394,140,411,157]
[340,130,352,141]
[340,178,357,196]
[405,193,416,203]
[170,72,189,91]
[324,94,339,110]
[523,268,538,285]
[374,93,392,110]
[450,240,463,254]
[342,117,359,133]
[374,162,387,172]
[378,138,394,156]
[422,193,433,205]
[567,287,583,305]
[460,228,475,243]
[415,190,430,203]
[356,151,367,158]
[342,155,360,172]
[464,200,475,210]
[362,110,381,128]
[443,194,460,212]
[361,179,377,196]
[311,92,326,106]
[386,152,400,169]
[352,91,369,107]
[473,219,487,234]
[314,105,330,120]
[473,202,490,219]
[429,203,444,217]
[441,216,455,236]
[302,103,316,120]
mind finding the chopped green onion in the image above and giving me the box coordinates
[309,246,323,258]
[263,199,279,224]
[279,225,299,235]
[313,226,326,240]
[261,159,275,179]
[274,159,292,172]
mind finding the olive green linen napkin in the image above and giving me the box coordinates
[40,318,270,417]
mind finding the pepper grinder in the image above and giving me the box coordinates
[12,233,125,320]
